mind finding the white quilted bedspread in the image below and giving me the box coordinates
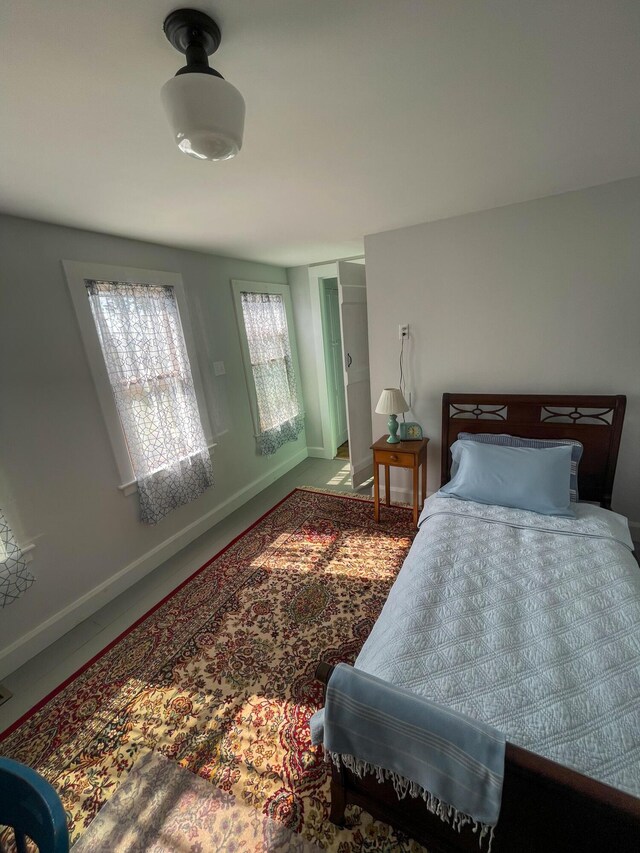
[355,496,640,798]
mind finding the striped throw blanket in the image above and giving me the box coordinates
[310,664,505,849]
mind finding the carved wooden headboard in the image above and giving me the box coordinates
[441,393,627,509]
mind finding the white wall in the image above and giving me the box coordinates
[364,177,640,525]
[0,215,307,676]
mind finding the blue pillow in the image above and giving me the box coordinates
[440,440,575,517]
[455,433,583,502]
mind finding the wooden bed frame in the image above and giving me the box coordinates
[440,393,627,509]
[316,392,639,852]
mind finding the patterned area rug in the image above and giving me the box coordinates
[0,488,422,851]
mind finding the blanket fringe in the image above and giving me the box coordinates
[324,748,496,852]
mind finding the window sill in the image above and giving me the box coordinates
[118,443,217,497]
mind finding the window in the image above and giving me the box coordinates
[64,262,214,524]
[232,281,304,455]
[1,508,34,607]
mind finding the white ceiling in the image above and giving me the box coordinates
[1,1,639,267]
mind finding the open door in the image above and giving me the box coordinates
[337,261,373,488]
[323,281,348,454]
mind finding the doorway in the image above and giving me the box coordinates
[309,260,373,489]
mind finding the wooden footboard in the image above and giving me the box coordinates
[315,662,640,853]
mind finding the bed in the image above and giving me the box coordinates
[315,393,640,852]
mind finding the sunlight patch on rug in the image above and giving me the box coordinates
[71,750,322,852]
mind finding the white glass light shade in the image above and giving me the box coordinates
[161,73,245,161]
[375,388,410,415]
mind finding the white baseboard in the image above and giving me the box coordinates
[380,485,412,503]
[307,445,334,459]
[352,457,373,488]
[352,456,372,475]
[0,448,309,679]
[380,486,436,504]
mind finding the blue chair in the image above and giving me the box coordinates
[0,757,69,853]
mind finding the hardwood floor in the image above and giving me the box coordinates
[336,441,349,459]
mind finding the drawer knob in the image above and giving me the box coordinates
[390,454,398,461]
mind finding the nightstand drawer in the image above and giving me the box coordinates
[374,449,414,467]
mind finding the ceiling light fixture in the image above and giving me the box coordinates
[161,8,245,161]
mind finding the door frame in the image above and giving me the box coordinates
[307,259,368,464]
[308,263,341,459]
[336,260,373,487]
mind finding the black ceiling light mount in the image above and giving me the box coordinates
[163,8,222,77]
[161,8,245,161]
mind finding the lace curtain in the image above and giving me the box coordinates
[1,508,34,607]
[87,281,213,524]
[240,292,304,455]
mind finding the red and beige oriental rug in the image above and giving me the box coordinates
[0,488,424,852]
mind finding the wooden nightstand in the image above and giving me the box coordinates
[371,435,429,526]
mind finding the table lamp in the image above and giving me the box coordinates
[375,388,410,443]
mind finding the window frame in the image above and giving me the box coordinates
[64,261,214,494]
[231,280,304,439]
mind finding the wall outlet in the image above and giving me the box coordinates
[399,323,409,340]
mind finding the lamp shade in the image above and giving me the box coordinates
[375,388,409,415]
[161,72,245,161]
